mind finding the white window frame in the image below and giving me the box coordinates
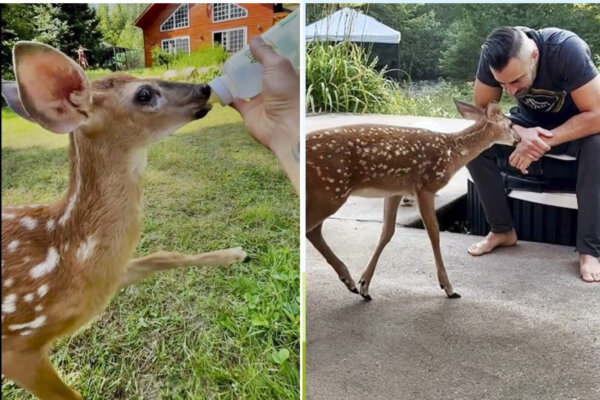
[160,4,190,32]
[212,27,248,53]
[161,36,191,55]
[211,3,249,23]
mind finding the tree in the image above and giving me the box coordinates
[1,3,37,79]
[33,4,68,49]
[97,4,146,50]
[369,4,445,80]
[439,4,600,80]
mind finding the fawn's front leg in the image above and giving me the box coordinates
[119,248,248,288]
[416,191,461,299]
[2,347,82,400]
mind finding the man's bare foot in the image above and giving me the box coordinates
[468,229,518,256]
[580,254,600,282]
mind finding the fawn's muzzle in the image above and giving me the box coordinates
[192,84,212,119]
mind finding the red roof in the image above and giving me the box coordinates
[134,4,170,28]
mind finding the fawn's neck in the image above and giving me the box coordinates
[56,132,146,261]
[447,119,495,168]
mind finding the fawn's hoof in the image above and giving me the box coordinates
[440,284,461,299]
[358,279,372,301]
[339,276,358,294]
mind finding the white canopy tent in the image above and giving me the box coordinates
[306,8,400,43]
[305,8,401,79]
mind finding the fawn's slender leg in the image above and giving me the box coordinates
[358,195,402,300]
[416,191,460,299]
[307,223,358,294]
[119,248,248,288]
[2,348,82,400]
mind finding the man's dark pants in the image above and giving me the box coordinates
[466,113,600,257]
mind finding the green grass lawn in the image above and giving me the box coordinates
[1,105,300,399]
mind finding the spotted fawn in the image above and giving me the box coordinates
[1,42,247,399]
[306,100,516,300]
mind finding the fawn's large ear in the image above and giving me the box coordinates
[12,41,91,134]
[1,81,35,122]
[454,99,484,121]
[484,101,503,122]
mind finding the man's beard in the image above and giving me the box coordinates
[513,62,538,100]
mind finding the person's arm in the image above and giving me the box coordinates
[474,78,502,109]
[545,75,600,146]
[231,37,299,195]
[509,75,600,173]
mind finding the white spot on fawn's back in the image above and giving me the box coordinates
[8,315,47,331]
[7,240,19,253]
[20,216,37,230]
[2,294,17,314]
[30,247,60,279]
[46,219,55,232]
[37,284,49,298]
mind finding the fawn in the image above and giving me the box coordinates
[1,42,248,399]
[306,100,516,300]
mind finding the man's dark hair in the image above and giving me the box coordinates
[481,27,524,71]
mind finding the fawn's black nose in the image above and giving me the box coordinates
[198,84,211,99]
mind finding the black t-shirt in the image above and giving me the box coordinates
[477,27,598,129]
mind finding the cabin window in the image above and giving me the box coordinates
[160,4,189,32]
[213,28,247,53]
[161,37,190,55]
[212,3,248,22]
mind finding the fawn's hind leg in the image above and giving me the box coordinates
[307,223,358,294]
[357,195,402,300]
[2,347,82,400]
[119,247,248,288]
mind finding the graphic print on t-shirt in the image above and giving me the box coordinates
[518,87,567,113]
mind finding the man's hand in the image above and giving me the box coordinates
[231,36,299,152]
[508,125,553,174]
[231,36,300,194]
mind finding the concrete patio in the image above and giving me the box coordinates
[305,114,600,400]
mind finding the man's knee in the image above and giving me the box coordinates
[580,133,600,152]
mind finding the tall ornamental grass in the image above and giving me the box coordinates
[306,41,405,114]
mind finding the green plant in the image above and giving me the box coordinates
[306,41,406,114]
[168,44,228,69]
[150,45,173,67]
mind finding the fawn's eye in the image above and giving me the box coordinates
[136,86,153,103]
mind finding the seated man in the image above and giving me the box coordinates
[467,26,600,282]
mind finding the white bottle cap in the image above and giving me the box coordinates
[208,76,233,106]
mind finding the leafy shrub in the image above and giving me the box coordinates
[151,45,228,69]
[169,44,229,69]
[151,46,172,67]
[306,40,405,114]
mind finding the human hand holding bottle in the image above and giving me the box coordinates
[231,37,300,195]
